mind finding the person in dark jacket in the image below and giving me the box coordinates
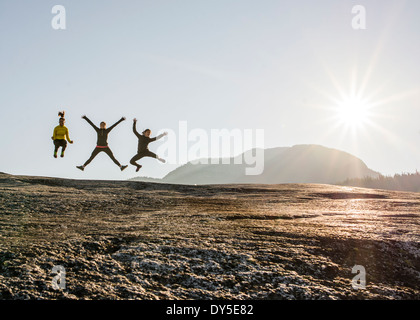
[130,118,167,172]
[76,115,128,171]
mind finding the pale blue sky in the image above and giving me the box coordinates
[1,0,420,180]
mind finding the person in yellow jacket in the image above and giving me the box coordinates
[52,111,73,158]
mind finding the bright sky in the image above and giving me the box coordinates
[1,0,420,181]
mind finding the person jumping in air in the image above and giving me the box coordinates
[130,118,167,172]
[52,111,73,158]
[76,115,128,171]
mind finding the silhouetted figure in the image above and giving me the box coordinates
[76,115,128,171]
[52,111,73,158]
[130,118,167,172]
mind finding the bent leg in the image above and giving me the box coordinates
[130,153,144,167]
[53,140,60,153]
[61,140,67,152]
[60,140,68,157]
[145,150,158,159]
[145,150,165,163]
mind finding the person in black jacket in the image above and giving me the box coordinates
[130,118,167,172]
[76,115,128,171]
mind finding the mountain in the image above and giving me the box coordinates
[131,144,380,185]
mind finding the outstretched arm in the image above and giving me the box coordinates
[82,115,98,131]
[133,118,141,138]
[108,117,126,132]
[152,131,168,142]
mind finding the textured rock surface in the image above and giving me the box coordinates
[0,173,419,299]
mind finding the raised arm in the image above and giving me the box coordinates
[133,118,141,138]
[82,115,98,131]
[108,117,126,132]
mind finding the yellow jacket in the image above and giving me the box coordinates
[53,125,71,141]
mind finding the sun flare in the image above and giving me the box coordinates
[336,96,371,127]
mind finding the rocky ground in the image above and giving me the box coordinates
[0,172,419,300]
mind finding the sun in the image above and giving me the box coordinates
[336,96,371,128]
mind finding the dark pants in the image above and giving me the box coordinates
[130,150,157,166]
[84,147,121,167]
[54,139,67,153]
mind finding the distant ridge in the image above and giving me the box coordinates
[341,171,420,193]
[130,144,380,185]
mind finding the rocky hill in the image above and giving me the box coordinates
[132,145,380,185]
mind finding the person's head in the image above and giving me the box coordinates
[142,129,151,137]
[58,111,65,126]
[100,122,106,129]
